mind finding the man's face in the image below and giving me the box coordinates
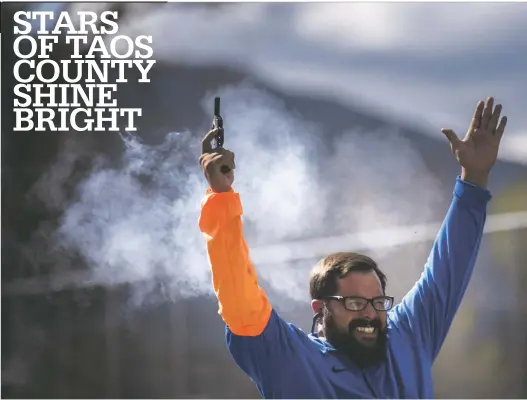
[319,271,389,367]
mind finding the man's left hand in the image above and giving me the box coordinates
[441,97,507,188]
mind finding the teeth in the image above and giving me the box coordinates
[356,327,375,334]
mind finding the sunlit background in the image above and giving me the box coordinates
[2,2,526,398]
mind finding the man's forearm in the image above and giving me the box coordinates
[461,168,489,189]
[199,189,272,336]
[394,177,491,361]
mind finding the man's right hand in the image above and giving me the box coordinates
[200,128,235,193]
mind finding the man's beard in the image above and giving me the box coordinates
[322,308,388,369]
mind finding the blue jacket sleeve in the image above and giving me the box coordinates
[226,309,307,397]
[391,177,491,362]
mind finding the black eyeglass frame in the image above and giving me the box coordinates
[324,295,395,312]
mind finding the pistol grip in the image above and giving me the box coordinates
[215,128,224,147]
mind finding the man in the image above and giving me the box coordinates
[198,97,507,398]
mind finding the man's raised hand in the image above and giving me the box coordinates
[441,97,507,183]
[200,128,235,193]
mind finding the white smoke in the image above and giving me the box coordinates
[31,83,443,308]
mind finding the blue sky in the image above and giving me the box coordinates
[113,2,527,164]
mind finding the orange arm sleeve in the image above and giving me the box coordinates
[199,188,273,336]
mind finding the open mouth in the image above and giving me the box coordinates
[355,326,375,334]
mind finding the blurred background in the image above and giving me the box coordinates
[2,2,526,398]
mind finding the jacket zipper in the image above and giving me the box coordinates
[361,369,378,398]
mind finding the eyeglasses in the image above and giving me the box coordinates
[325,295,394,312]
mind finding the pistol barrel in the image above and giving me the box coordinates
[214,97,221,115]
[212,97,224,147]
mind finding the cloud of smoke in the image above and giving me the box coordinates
[111,2,527,165]
[29,82,443,308]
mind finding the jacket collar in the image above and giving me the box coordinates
[308,333,338,354]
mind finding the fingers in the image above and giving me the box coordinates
[469,101,484,133]
[199,153,212,171]
[224,169,235,183]
[210,153,225,165]
[202,128,220,154]
[495,116,508,142]
[488,103,502,133]
[225,150,235,169]
[481,97,494,130]
[441,128,461,148]
[200,149,235,174]
[219,150,235,173]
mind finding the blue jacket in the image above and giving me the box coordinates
[223,179,490,398]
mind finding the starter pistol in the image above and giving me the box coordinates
[212,97,224,148]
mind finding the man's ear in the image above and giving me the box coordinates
[311,299,324,314]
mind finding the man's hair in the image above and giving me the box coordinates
[309,252,387,300]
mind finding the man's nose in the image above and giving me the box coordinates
[360,302,378,319]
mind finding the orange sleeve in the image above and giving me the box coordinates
[199,188,272,336]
